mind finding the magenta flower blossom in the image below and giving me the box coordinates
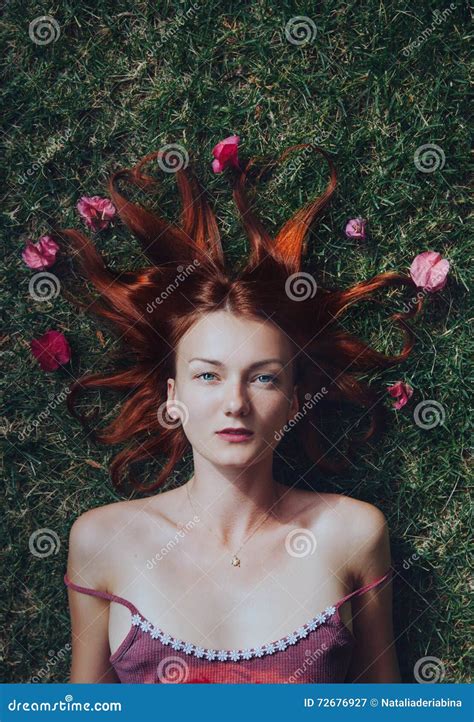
[387,381,413,410]
[21,235,59,270]
[76,195,116,231]
[344,217,367,240]
[30,330,71,372]
[409,251,450,292]
[211,135,241,173]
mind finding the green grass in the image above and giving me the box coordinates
[1,0,471,684]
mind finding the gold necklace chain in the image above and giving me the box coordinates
[185,481,281,568]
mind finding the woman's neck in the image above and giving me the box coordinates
[180,461,286,549]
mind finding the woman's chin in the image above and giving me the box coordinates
[212,443,274,466]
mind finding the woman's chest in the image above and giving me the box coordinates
[107,530,352,656]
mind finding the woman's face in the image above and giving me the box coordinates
[166,311,299,466]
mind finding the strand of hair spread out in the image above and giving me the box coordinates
[52,144,425,493]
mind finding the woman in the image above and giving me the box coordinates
[60,142,420,683]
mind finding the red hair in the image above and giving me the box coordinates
[52,144,424,493]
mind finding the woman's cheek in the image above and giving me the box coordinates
[181,390,219,434]
[258,402,289,444]
[182,387,215,413]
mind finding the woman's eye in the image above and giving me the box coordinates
[196,372,217,382]
[195,372,278,385]
[255,374,278,385]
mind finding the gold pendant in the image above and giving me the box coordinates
[231,555,241,567]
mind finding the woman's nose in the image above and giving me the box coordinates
[224,380,249,414]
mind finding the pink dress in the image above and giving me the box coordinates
[64,568,392,683]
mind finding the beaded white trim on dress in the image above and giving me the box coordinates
[130,604,337,662]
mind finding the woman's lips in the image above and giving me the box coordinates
[216,430,254,442]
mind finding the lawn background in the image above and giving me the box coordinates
[1,0,472,684]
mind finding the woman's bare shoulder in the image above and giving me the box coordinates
[69,498,135,534]
[68,492,178,553]
[291,488,382,520]
[319,493,390,582]
[66,498,152,588]
[299,489,385,522]
[323,493,388,544]
[295,490,389,574]
[70,492,172,525]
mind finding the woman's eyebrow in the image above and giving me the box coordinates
[188,357,284,369]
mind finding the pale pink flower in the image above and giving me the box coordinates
[344,217,367,240]
[30,330,71,372]
[409,251,450,292]
[21,235,59,269]
[211,135,241,173]
[76,195,116,231]
[387,381,413,410]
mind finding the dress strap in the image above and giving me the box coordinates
[63,573,139,614]
[335,567,393,608]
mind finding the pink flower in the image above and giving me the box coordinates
[76,195,116,231]
[387,381,413,410]
[30,330,71,372]
[21,235,59,270]
[211,135,241,173]
[409,251,450,292]
[345,217,367,240]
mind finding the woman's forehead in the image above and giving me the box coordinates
[176,312,294,365]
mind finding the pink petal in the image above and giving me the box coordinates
[344,217,367,239]
[30,330,71,372]
[211,135,240,173]
[22,242,46,269]
[76,195,116,231]
[212,158,224,173]
[212,134,240,157]
[21,235,59,269]
[387,381,404,398]
[409,251,450,292]
[387,381,413,410]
